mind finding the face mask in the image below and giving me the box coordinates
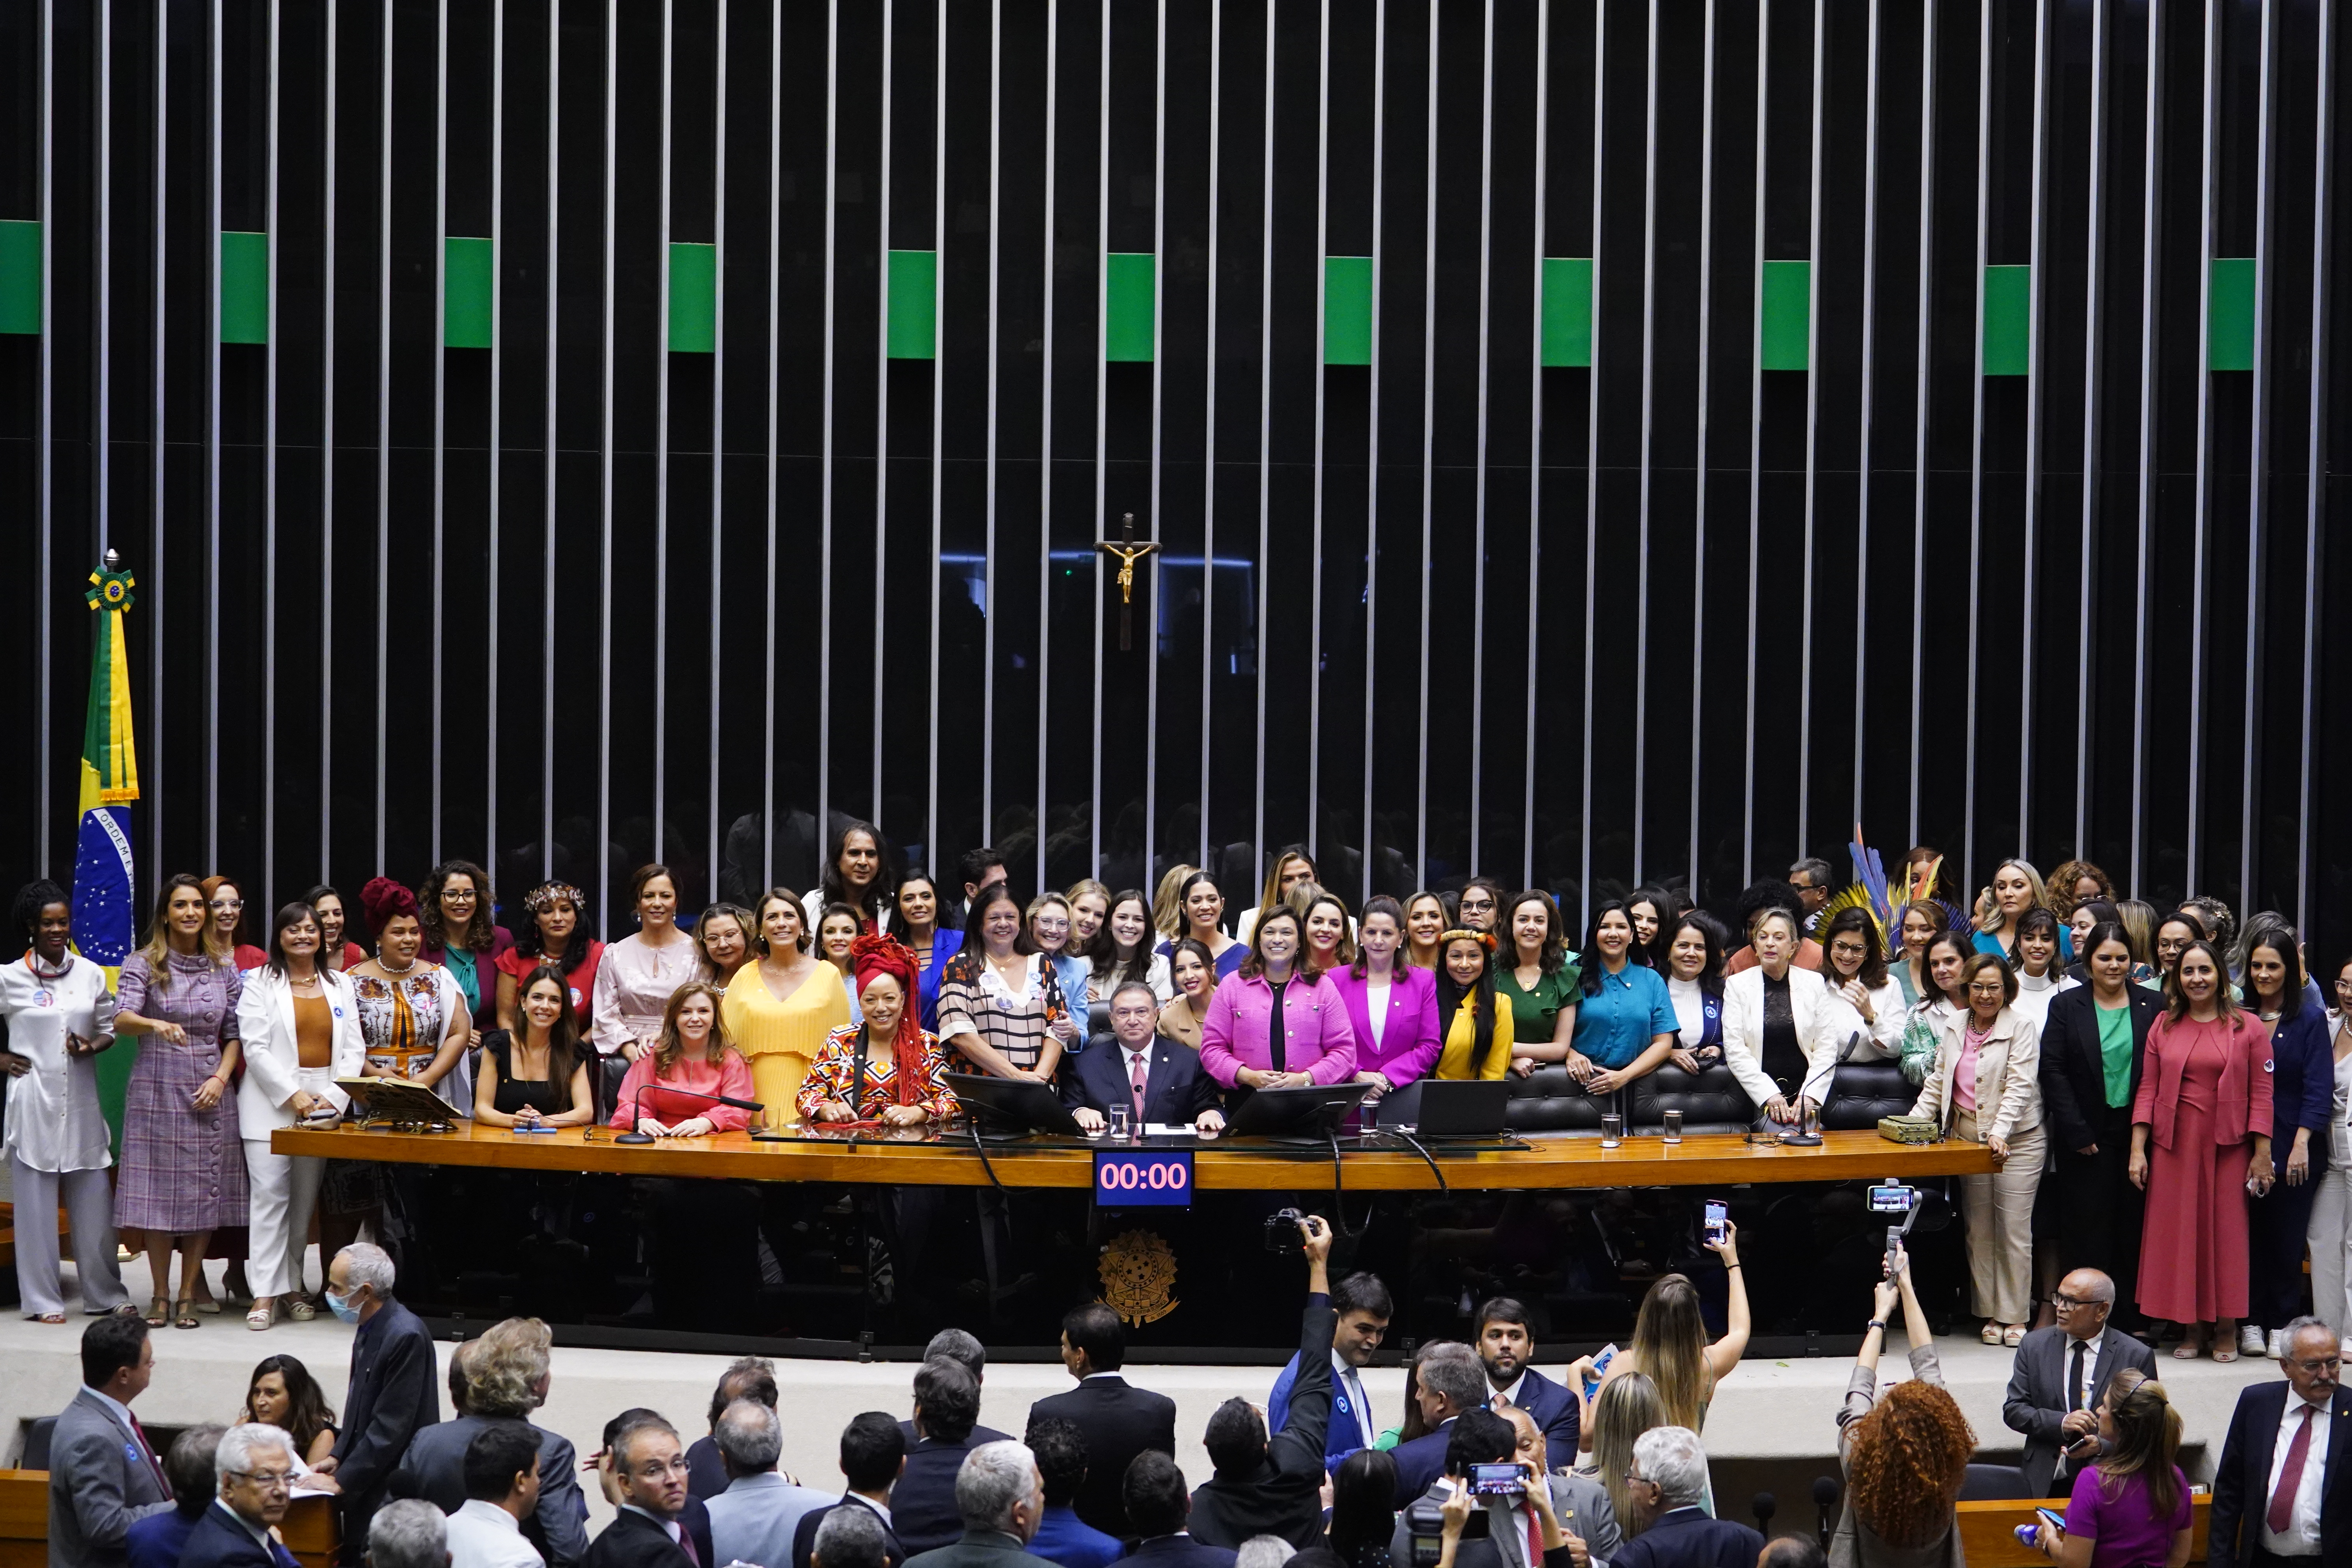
[325,1289,362,1324]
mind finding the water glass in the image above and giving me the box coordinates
[1107,1105,1131,1142]
[1600,1112,1623,1148]
[1662,1109,1683,1144]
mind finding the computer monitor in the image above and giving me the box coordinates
[1222,1080,1373,1139]
[943,1072,1086,1138]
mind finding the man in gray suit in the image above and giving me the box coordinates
[50,1314,176,1568]
[2001,1267,2158,1498]
[707,1399,838,1568]
[386,1319,590,1566]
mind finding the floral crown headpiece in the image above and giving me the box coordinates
[525,882,589,915]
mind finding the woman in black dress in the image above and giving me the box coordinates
[474,965,596,1127]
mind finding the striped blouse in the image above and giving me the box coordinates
[936,950,1072,1078]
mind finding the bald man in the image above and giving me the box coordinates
[2001,1268,2157,1498]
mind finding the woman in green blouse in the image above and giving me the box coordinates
[1495,890,1583,1077]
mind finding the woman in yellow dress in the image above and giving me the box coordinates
[720,887,852,1128]
[1434,929,1514,1080]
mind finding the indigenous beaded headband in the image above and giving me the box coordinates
[1438,928,1497,954]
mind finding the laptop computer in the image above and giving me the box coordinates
[943,1072,1085,1138]
[1222,1080,1373,1139]
[1374,1077,1513,1138]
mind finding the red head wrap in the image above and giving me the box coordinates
[849,933,930,1107]
[359,876,419,935]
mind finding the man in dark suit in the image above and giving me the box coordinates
[793,1412,911,1568]
[179,1425,303,1568]
[2207,1316,2352,1568]
[49,1314,176,1568]
[1266,1270,1390,1484]
[1022,1420,1122,1568]
[1388,1411,1584,1568]
[1106,1453,1235,1568]
[686,1356,779,1504]
[1610,1427,1761,1568]
[316,1244,441,1563]
[2001,1268,2158,1499]
[1025,1304,1178,1537]
[1472,1299,1579,1460]
[1388,1345,1488,1507]
[1190,1214,1336,1551]
[899,1438,1058,1568]
[387,1318,592,1565]
[898,1329,1013,1453]
[585,1416,698,1568]
[896,1359,1004,1554]
[593,1410,715,1568]
[1062,986,1225,1134]
[129,1424,227,1568]
[2038,954,2163,1310]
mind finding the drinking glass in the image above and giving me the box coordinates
[1662,1109,1683,1144]
[1107,1105,1131,1142]
[1600,1112,1623,1148]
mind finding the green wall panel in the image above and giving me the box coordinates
[1106,253,1155,362]
[220,231,269,345]
[887,249,937,359]
[445,236,493,348]
[2207,258,2255,371]
[0,220,37,334]
[1325,257,1372,366]
[669,242,716,353]
[1982,264,2031,376]
[1540,257,1592,368]
[1760,260,1811,371]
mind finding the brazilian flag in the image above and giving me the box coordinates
[73,564,141,1149]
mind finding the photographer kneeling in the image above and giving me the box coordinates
[1389,1409,1598,1568]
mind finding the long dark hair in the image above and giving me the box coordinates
[514,883,593,968]
[1433,933,1502,1074]
[1575,900,1650,999]
[962,881,1030,954]
[1501,890,1569,976]
[819,820,896,925]
[887,871,942,944]
[2244,930,2306,1023]
[1084,889,1158,987]
[243,1355,339,1459]
[417,859,499,953]
[1821,907,1890,991]
[1328,1448,1402,1563]
[1350,896,1414,981]
[265,902,325,979]
[1663,912,1729,998]
[513,963,585,1111]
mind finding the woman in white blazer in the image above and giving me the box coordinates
[234,901,365,1329]
[1722,909,1837,1125]
[1909,951,2046,1345]
[1815,908,1908,1063]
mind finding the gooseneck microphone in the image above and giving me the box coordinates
[615,1082,765,1145]
[1752,1491,1776,1535]
[1812,1475,1841,1548]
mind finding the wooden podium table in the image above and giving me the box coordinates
[273,1121,1992,1190]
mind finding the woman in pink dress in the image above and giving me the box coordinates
[2129,939,2276,1361]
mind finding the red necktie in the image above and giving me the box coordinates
[1130,1052,1148,1121]
[676,1521,701,1567]
[1524,1505,1543,1568]
[127,1413,171,1494]
[2267,1404,2317,1536]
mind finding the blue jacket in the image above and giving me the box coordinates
[126,1500,207,1568]
[1492,1367,1580,1464]
[1267,1351,1378,1481]
[2267,1005,2336,1177]
[915,930,966,1034]
[1029,1506,1124,1568]
[175,1503,298,1568]
[1388,1419,1457,1509]
[1608,1505,1763,1568]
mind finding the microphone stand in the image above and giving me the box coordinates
[614,1082,766,1145]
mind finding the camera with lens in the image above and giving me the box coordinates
[1264,1207,1308,1253]
[1405,1496,1490,1567]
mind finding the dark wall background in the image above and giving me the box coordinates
[3,0,2347,958]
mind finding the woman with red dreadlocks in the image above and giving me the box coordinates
[798,933,955,1126]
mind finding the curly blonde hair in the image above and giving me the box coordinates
[1847,1380,1974,1550]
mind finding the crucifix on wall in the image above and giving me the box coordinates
[1095,512,1159,652]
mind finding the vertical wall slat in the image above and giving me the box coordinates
[1579,0,1607,917]
[1468,0,1495,875]
[2298,0,2336,930]
[2239,0,2279,909]
[2128,0,2163,890]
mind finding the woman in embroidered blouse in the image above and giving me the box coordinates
[1327,897,1440,1104]
[1159,871,1246,978]
[350,878,473,1098]
[495,882,603,1032]
[201,876,271,972]
[1661,913,1729,1073]
[1156,939,1218,1052]
[799,935,955,1125]
[1496,891,1582,1078]
[1199,905,1356,1091]
[591,865,704,1063]
[1563,900,1679,1096]
[937,882,1071,1083]
[1404,892,1449,973]
[722,889,853,1127]
[886,872,964,1032]
[416,860,514,1024]
[114,873,249,1330]
[1433,931,1512,1082]
[693,903,757,986]
[605,981,755,1136]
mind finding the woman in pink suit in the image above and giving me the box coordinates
[1199,905,1357,1090]
[2129,939,2277,1361]
[1325,896,1442,1108]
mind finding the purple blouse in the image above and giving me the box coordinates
[2063,1463,2189,1568]
[1324,966,1443,1087]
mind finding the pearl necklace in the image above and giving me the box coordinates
[378,953,418,976]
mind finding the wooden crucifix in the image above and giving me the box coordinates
[1095,512,1159,651]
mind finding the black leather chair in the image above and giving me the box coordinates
[1958,1463,2032,1501]
[1504,1068,1610,1133]
[1629,1063,1755,1134]
[1819,1060,1918,1130]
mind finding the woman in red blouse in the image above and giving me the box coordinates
[606,981,756,1136]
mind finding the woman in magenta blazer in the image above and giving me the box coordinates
[1323,895,1441,1106]
[1199,905,1358,1089]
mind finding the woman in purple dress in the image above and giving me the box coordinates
[113,872,249,1329]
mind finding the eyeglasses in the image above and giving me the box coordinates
[229,1471,294,1490]
[443,889,477,902]
[2288,1355,2343,1374]
[2049,1294,2107,1311]
[1968,982,2008,996]
[632,1457,692,1481]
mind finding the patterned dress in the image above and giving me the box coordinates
[795,1022,956,1122]
[114,949,250,1232]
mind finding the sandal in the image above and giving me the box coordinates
[172,1298,200,1330]
[144,1297,169,1328]
[2172,1336,2205,1360]
[1981,1321,2004,1345]
[287,1296,318,1322]
[33,1313,66,1325]
[246,1298,278,1332]
[2002,1324,2027,1347]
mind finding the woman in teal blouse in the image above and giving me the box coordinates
[1495,890,1582,1077]
[1565,900,1679,1096]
